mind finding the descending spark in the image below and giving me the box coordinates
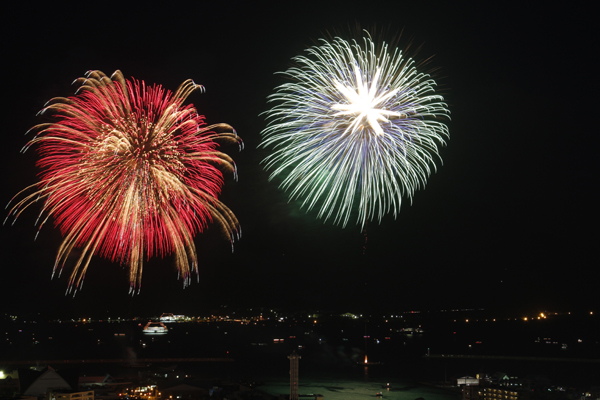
[261,34,449,227]
[7,70,242,294]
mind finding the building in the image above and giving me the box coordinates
[463,386,530,400]
[458,376,480,386]
[481,387,528,400]
[463,385,480,400]
[79,375,116,387]
[19,367,77,397]
[54,391,95,400]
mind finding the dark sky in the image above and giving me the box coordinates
[1,2,597,318]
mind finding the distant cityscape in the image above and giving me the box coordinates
[1,308,598,400]
[3,307,595,324]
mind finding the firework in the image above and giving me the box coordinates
[260,34,449,227]
[7,70,242,294]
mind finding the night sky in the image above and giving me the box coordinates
[1,2,597,318]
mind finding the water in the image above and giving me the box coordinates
[261,377,460,400]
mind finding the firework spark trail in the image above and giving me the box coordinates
[261,34,449,227]
[7,70,242,294]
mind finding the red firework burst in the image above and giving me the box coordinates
[8,70,242,294]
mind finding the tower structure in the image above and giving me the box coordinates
[288,351,301,400]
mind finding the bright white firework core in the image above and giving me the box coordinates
[331,65,402,136]
[260,34,450,228]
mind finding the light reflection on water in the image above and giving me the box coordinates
[261,377,460,400]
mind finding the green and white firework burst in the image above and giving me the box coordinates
[261,34,450,227]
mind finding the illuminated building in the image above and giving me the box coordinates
[479,387,528,400]
[462,385,530,400]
